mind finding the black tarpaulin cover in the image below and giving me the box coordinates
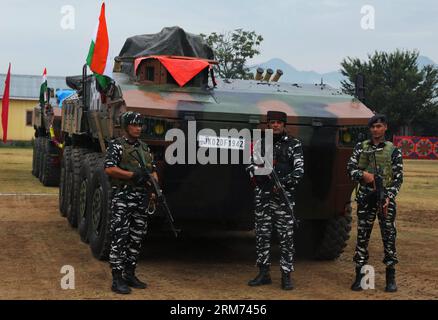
[117,26,214,75]
[118,26,214,59]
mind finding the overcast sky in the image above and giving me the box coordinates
[0,0,437,76]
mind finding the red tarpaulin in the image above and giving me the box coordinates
[1,63,11,143]
[393,136,438,160]
[134,56,210,87]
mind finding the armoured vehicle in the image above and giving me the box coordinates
[32,26,373,260]
[32,88,73,186]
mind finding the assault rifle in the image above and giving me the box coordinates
[130,149,180,237]
[363,147,386,216]
[249,159,299,227]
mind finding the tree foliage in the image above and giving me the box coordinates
[341,50,438,135]
[201,29,263,79]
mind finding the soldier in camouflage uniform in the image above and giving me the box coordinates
[247,111,304,290]
[104,111,158,294]
[347,114,403,292]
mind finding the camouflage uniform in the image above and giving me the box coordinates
[347,140,403,267]
[104,136,156,272]
[251,133,304,273]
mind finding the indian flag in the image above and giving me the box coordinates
[86,2,112,89]
[39,68,47,105]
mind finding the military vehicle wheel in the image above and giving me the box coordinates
[64,148,75,224]
[31,138,39,177]
[66,148,92,228]
[314,204,352,260]
[38,137,47,182]
[40,139,61,186]
[33,137,41,177]
[32,138,38,176]
[78,153,99,243]
[40,150,47,183]
[59,146,72,217]
[88,156,112,260]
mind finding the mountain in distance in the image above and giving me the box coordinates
[249,58,344,88]
[417,55,437,69]
[250,56,437,88]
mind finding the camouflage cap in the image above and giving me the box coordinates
[267,111,287,123]
[120,111,144,129]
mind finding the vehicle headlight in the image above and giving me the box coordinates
[141,117,172,139]
[154,122,165,136]
[342,131,352,143]
[339,126,368,146]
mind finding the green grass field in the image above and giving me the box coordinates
[0,148,58,194]
[398,159,438,211]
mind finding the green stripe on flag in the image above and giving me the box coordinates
[95,74,111,90]
[86,41,95,67]
[39,81,47,105]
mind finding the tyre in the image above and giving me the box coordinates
[77,153,100,243]
[66,148,92,229]
[40,139,61,186]
[34,137,41,177]
[59,146,72,217]
[88,156,112,260]
[38,137,47,182]
[314,203,353,260]
[31,137,39,177]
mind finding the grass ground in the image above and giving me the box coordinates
[397,160,438,210]
[0,148,58,194]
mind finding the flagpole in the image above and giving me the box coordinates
[1,63,11,144]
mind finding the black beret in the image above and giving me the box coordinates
[368,114,387,127]
[267,111,287,123]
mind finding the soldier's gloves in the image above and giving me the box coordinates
[132,168,149,186]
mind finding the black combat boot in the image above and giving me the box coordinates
[111,270,131,294]
[385,266,397,292]
[123,266,147,289]
[248,265,272,286]
[351,266,364,291]
[281,272,294,290]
